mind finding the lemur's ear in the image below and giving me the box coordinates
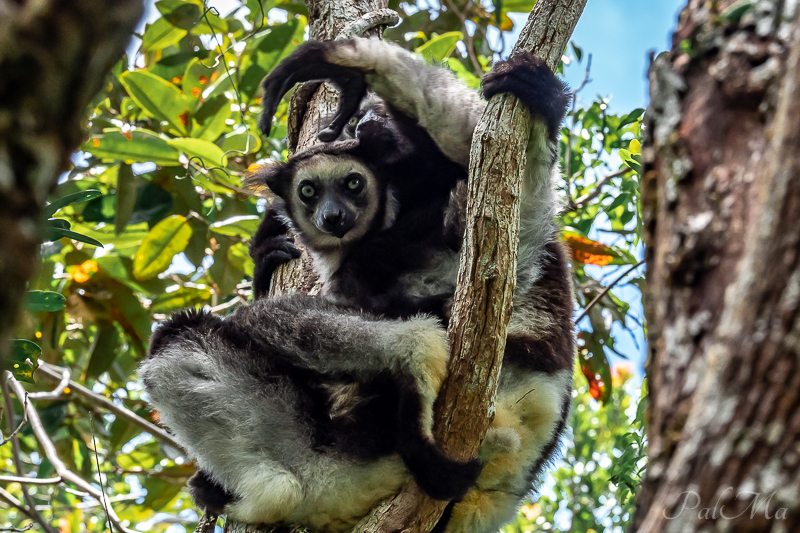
[354,114,412,166]
[245,161,293,199]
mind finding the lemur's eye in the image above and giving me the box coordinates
[348,116,359,127]
[299,183,316,200]
[345,174,364,194]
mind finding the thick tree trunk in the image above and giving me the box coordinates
[634,1,800,530]
[0,1,143,362]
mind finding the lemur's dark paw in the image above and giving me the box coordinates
[259,41,367,140]
[188,470,236,515]
[251,234,302,298]
[413,451,483,501]
[482,52,571,141]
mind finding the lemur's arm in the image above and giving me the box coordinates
[261,39,484,166]
[249,207,301,299]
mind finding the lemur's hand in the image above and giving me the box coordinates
[259,41,366,142]
[250,209,302,298]
[481,52,571,141]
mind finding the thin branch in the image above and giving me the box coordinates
[0,524,34,532]
[0,487,37,522]
[0,393,28,447]
[1,375,55,533]
[443,0,483,74]
[572,167,630,209]
[35,363,184,452]
[5,373,136,533]
[564,53,592,207]
[89,415,114,532]
[0,476,62,485]
[574,259,645,323]
[27,367,70,401]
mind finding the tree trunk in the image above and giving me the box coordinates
[634,1,800,530]
[0,1,143,362]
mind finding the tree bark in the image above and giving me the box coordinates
[0,1,143,363]
[634,1,800,530]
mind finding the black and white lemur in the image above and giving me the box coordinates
[141,37,574,533]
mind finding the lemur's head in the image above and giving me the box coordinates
[247,137,402,251]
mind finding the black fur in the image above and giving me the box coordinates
[188,470,236,515]
[150,296,481,502]
[481,52,571,142]
[249,209,301,298]
[259,41,366,141]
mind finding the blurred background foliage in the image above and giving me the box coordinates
[0,0,647,531]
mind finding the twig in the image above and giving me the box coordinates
[89,415,114,532]
[0,487,37,522]
[0,476,62,485]
[194,510,219,533]
[564,53,592,206]
[27,367,70,401]
[5,373,137,533]
[0,393,28,447]
[337,9,399,39]
[574,259,645,323]
[1,375,55,533]
[35,363,184,452]
[572,167,630,209]
[443,0,483,74]
[0,524,33,532]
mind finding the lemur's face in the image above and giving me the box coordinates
[288,155,381,249]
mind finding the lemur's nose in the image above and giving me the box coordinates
[323,212,343,226]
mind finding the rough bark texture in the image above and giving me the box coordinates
[0,1,143,362]
[634,1,800,530]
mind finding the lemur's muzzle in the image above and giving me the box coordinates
[315,197,356,238]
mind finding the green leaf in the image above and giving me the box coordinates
[151,287,212,314]
[500,0,537,13]
[7,340,40,383]
[96,255,170,295]
[169,137,228,168]
[156,0,203,30]
[619,108,645,127]
[43,190,102,218]
[191,94,233,142]
[219,131,262,155]
[115,164,136,234]
[120,71,189,135]
[209,239,244,295]
[209,215,260,238]
[25,291,66,312]
[415,32,463,63]
[240,19,306,98]
[141,17,188,52]
[86,322,122,378]
[45,227,104,247]
[228,242,254,277]
[82,128,181,166]
[446,58,480,90]
[183,57,223,109]
[133,215,192,280]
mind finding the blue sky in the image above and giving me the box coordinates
[514,0,685,113]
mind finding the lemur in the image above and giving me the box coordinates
[248,39,576,532]
[142,38,575,533]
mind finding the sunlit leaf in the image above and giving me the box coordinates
[151,287,212,314]
[209,215,260,238]
[46,227,104,248]
[156,0,203,30]
[563,232,620,266]
[416,32,463,63]
[115,164,137,234]
[133,215,192,280]
[240,19,306,98]
[82,128,181,166]
[120,71,190,135]
[169,137,228,168]
[141,17,187,52]
[219,131,262,155]
[7,339,40,383]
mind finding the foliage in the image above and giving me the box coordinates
[0,1,646,532]
[504,370,648,533]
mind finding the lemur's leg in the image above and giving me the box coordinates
[260,38,484,165]
[249,207,301,299]
[223,296,481,500]
[188,469,236,515]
